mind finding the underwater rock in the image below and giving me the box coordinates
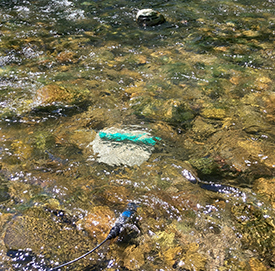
[89,126,160,167]
[0,176,10,203]
[164,246,183,267]
[56,51,78,64]
[136,227,181,266]
[133,98,194,125]
[254,76,272,91]
[190,129,275,179]
[188,157,219,175]
[231,203,275,264]
[178,243,206,270]
[262,92,275,112]
[84,206,115,240]
[236,104,271,134]
[32,83,89,111]
[4,215,56,252]
[136,9,165,27]
[192,215,243,270]
[101,186,131,205]
[153,231,176,248]
[70,128,97,149]
[4,207,92,267]
[248,258,268,271]
[34,84,73,106]
[77,106,127,130]
[242,30,260,38]
[201,107,226,120]
[191,117,216,139]
[123,245,145,270]
[253,178,275,210]
[43,198,61,210]
[11,140,33,161]
[0,213,13,238]
[8,181,34,204]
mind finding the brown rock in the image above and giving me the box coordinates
[56,51,78,63]
[254,76,272,91]
[253,178,275,210]
[248,258,267,271]
[84,206,115,240]
[201,108,226,119]
[123,245,145,270]
[102,186,130,204]
[35,84,73,105]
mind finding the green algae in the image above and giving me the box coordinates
[189,157,219,175]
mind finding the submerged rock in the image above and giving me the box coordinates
[201,107,226,120]
[136,9,165,27]
[5,210,78,250]
[56,51,78,64]
[34,84,73,106]
[83,206,115,240]
[123,245,145,270]
[231,202,275,265]
[32,83,89,110]
[89,126,160,167]
[253,178,275,210]
[4,207,92,268]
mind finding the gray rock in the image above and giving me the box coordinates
[136,9,165,27]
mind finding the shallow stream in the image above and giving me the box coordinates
[0,0,275,270]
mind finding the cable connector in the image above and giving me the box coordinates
[52,202,138,270]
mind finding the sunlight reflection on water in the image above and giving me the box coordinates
[0,0,275,269]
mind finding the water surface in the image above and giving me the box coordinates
[0,0,275,270]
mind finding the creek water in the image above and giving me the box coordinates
[0,0,275,270]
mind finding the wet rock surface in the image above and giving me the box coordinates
[136,9,165,27]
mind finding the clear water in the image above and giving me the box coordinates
[0,0,275,270]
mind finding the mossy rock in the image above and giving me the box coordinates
[133,98,194,125]
[33,84,89,109]
[35,84,74,105]
[231,203,275,264]
[188,157,219,175]
[192,117,216,139]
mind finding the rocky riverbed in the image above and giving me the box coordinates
[0,0,275,270]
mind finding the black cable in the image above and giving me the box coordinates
[50,202,138,270]
[51,238,109,270]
